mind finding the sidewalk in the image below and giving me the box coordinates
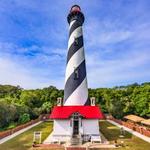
[0,121,42,144]
[107,119,150,143]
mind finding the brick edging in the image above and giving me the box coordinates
[0,118,41,140]
[0,114,51,140]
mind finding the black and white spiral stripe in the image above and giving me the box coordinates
[64,19,88,106]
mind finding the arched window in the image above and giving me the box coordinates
[74,68,79,80]
[74,37,79,46]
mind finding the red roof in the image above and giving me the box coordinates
[50,106,105,119]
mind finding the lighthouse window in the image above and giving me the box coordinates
[74,68,79,80]
[74,38,79,46]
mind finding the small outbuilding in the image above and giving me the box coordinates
[141,119,150,128]
[49,105,105,143]
[124,115,145,124]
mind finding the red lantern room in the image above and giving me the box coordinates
[67,5,84,24]
[70,5,81,13]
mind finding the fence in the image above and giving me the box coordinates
[0,114,50,140]
[108,115,150,137]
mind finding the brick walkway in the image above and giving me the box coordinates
[66,148,86,150]
[31,142,116,149]
[31,144,64,149]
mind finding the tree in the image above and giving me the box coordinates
[20,91,42,108]
[18,113,30,124]
[0,101,17,128]
[0,82,150,129]
[41,102,52,114]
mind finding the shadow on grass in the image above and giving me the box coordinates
[99,120,132,141]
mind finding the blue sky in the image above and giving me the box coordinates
[0,0,150,89]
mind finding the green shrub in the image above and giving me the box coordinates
[19,113,30,124]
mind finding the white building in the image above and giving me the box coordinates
[49,105,104,144]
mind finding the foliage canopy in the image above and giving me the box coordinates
[0,82,149,129]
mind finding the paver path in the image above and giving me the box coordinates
[66,148,86,150]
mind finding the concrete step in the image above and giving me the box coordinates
[70,137,82,145]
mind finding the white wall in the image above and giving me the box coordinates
[82,119,100,135]
[52,119,100,136]
[53,119,72,135]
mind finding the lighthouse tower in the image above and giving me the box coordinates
[64,5,88,106]
[47,5,105,144]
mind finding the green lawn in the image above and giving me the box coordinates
[99,120,150,150]
[0,120,150,150]
[0,121,53,150]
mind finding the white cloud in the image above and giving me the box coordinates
[0,42,65,89]
[0,0,149,89]
[86,48,150,88]
[82,17,150,88]
[0,56,65,89]
[0,57,35,88]
[85,28,132,47]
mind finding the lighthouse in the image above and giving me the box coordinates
[64,5,88,106]
[46,5,105,144]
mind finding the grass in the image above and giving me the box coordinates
[0,120,150,150]
[99,120,150,150]
[99,120,132,141]
[0,121,53,150]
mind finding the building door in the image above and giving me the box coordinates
[72,112,80,135]
[73,120,79,135]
